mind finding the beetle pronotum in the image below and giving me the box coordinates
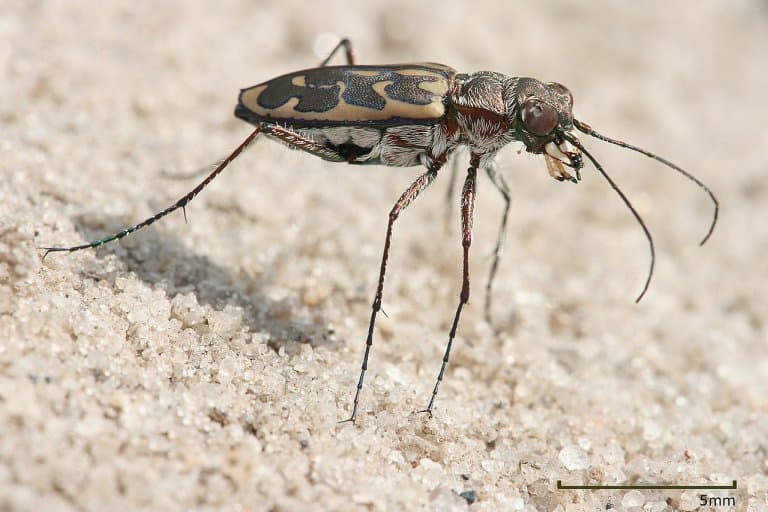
[44,38,718,422]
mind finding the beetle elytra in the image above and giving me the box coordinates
[44,38,718,422]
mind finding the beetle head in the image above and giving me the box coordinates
[506,78,583,180]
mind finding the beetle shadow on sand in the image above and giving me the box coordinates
[62,215,337,354]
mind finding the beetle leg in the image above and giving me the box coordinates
[483,164,512,326]
[345,162,442,423]
[42,128,262,258]
[318,37,355,67]
[260,123,346,162]
[421,156,479,416]
[167,121,335,183]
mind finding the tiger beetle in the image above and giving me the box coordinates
[44,38,719,423]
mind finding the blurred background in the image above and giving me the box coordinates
[1,1,767,510]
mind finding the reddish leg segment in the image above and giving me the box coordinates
[421,155,479,416]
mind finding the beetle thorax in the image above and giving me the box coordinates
[450,72,516,154]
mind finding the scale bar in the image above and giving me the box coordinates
[557,480,737,490]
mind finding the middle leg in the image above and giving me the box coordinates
[345,161,443,423]
[422,155,479,415]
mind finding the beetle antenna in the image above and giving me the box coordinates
[42,128,262,261]
[573,119,718,246]
[564,133,654,303]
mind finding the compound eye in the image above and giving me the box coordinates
[548,82,574,105]
[521,99,558,136]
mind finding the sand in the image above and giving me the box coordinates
[1,1,767,510]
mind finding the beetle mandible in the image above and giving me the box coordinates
[44,38,718,422]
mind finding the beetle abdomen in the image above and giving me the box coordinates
[292,124,438,167]
[297,126,384,164]
[236,64,456,127]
